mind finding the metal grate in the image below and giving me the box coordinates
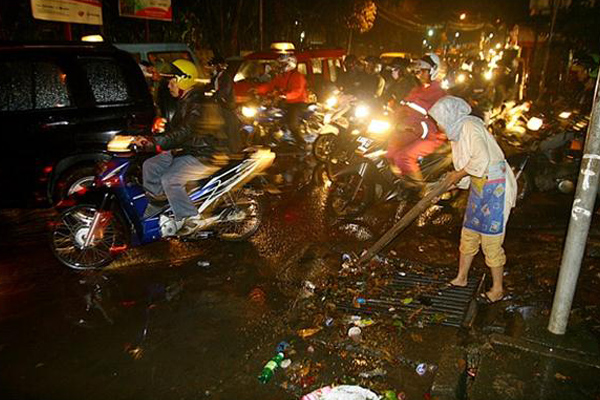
[337,260,482,327]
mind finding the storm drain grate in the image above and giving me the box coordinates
[337,259,482,328]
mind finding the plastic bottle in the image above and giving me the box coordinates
[258,352,284,384]
[301,385,333,400]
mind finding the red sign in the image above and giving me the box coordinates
[118,0,172,22]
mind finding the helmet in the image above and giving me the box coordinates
[171,59,198,91]
[278,54,298,72]
[412,53,441,80]
[344,54,359,70]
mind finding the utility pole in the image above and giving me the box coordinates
[259,0,263,50]
[548,72,600,335]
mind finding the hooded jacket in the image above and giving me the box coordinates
[429,95,517,211]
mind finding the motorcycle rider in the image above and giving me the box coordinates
[387,53,446,189]
[360,56,386,98]
[336,54,363,96]
[141,59,225,236]
[382,57,419,105]
[256,54,309,147]
[462,59,495,121]
[207,55,242,153]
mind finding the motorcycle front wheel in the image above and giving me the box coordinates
[50,205,127,270]
[215,190,263,241]
[327,172,374,218]
[313,134,338,163]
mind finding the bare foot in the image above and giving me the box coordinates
[450,277,468,287]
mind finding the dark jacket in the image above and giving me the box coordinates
[153,86,220,160]
[210,69,236,110]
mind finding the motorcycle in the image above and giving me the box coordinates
[312,93,387,179]
[238,96,323,148]
[326,116,453,218]
[504,109,591,202]
[49,135,274,270]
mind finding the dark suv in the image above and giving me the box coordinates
[0,42,155,207]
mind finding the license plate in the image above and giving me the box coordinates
[357,136,373,152]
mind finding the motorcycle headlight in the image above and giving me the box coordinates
[242,106,258,118]
[367,119,391,135]
[355,104,370,119]
[325,96,338,108]
[527,117,543,131]
[559,111,572,119]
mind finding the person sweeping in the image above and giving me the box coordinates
[429,96,517,303]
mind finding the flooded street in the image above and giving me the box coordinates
[1,180,599,400]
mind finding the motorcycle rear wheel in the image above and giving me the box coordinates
[215,190,263,241]
[50,205,126,270]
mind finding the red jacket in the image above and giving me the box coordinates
[257,70,308,103]
[394,81,446,145]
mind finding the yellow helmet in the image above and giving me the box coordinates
[171,59,198,90]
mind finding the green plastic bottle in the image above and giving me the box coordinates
[258,352,285,384]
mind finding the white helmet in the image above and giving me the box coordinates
[278,54,298,72]
[412,53,441,80]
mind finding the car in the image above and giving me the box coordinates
[0,41,155,207]
[233,44,346,103]
[113,42,210,85]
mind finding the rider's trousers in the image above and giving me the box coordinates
[143,151,218,220]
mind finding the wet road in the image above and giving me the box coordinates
[1,177,599,400]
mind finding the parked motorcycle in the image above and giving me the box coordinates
[504,110,591,201]
[50,135,274,270]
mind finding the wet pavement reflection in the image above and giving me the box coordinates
[1,178,599,399]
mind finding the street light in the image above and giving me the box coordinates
[460,13,467,20]
[427,29,434,37]
[423,39,428,46]
[455,32,460,38]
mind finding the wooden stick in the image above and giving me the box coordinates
[357,178,455,266]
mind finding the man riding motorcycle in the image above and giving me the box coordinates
[140,59,226,236]
[387,53,447,189]
[256,54,309,147]
[382,57,419,106]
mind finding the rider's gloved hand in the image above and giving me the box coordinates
[152,117,167,134]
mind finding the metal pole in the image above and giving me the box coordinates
[259,0,263,50]
[548,71,600,335]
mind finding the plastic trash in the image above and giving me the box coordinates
[347,326,362,343]
[416,363,427,376]
[322,385,380,400]
[325,317,335,327]
[197,260,210,267]
[258,352,284,384]
[358,368,387,378]
[276,341,290,353]
[301,386,333,400]
[280,359,292,369]
[298,327,322,338]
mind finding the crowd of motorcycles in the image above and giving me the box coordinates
[48,76,591,271]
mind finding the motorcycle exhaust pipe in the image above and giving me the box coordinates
[558,179,575,194]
